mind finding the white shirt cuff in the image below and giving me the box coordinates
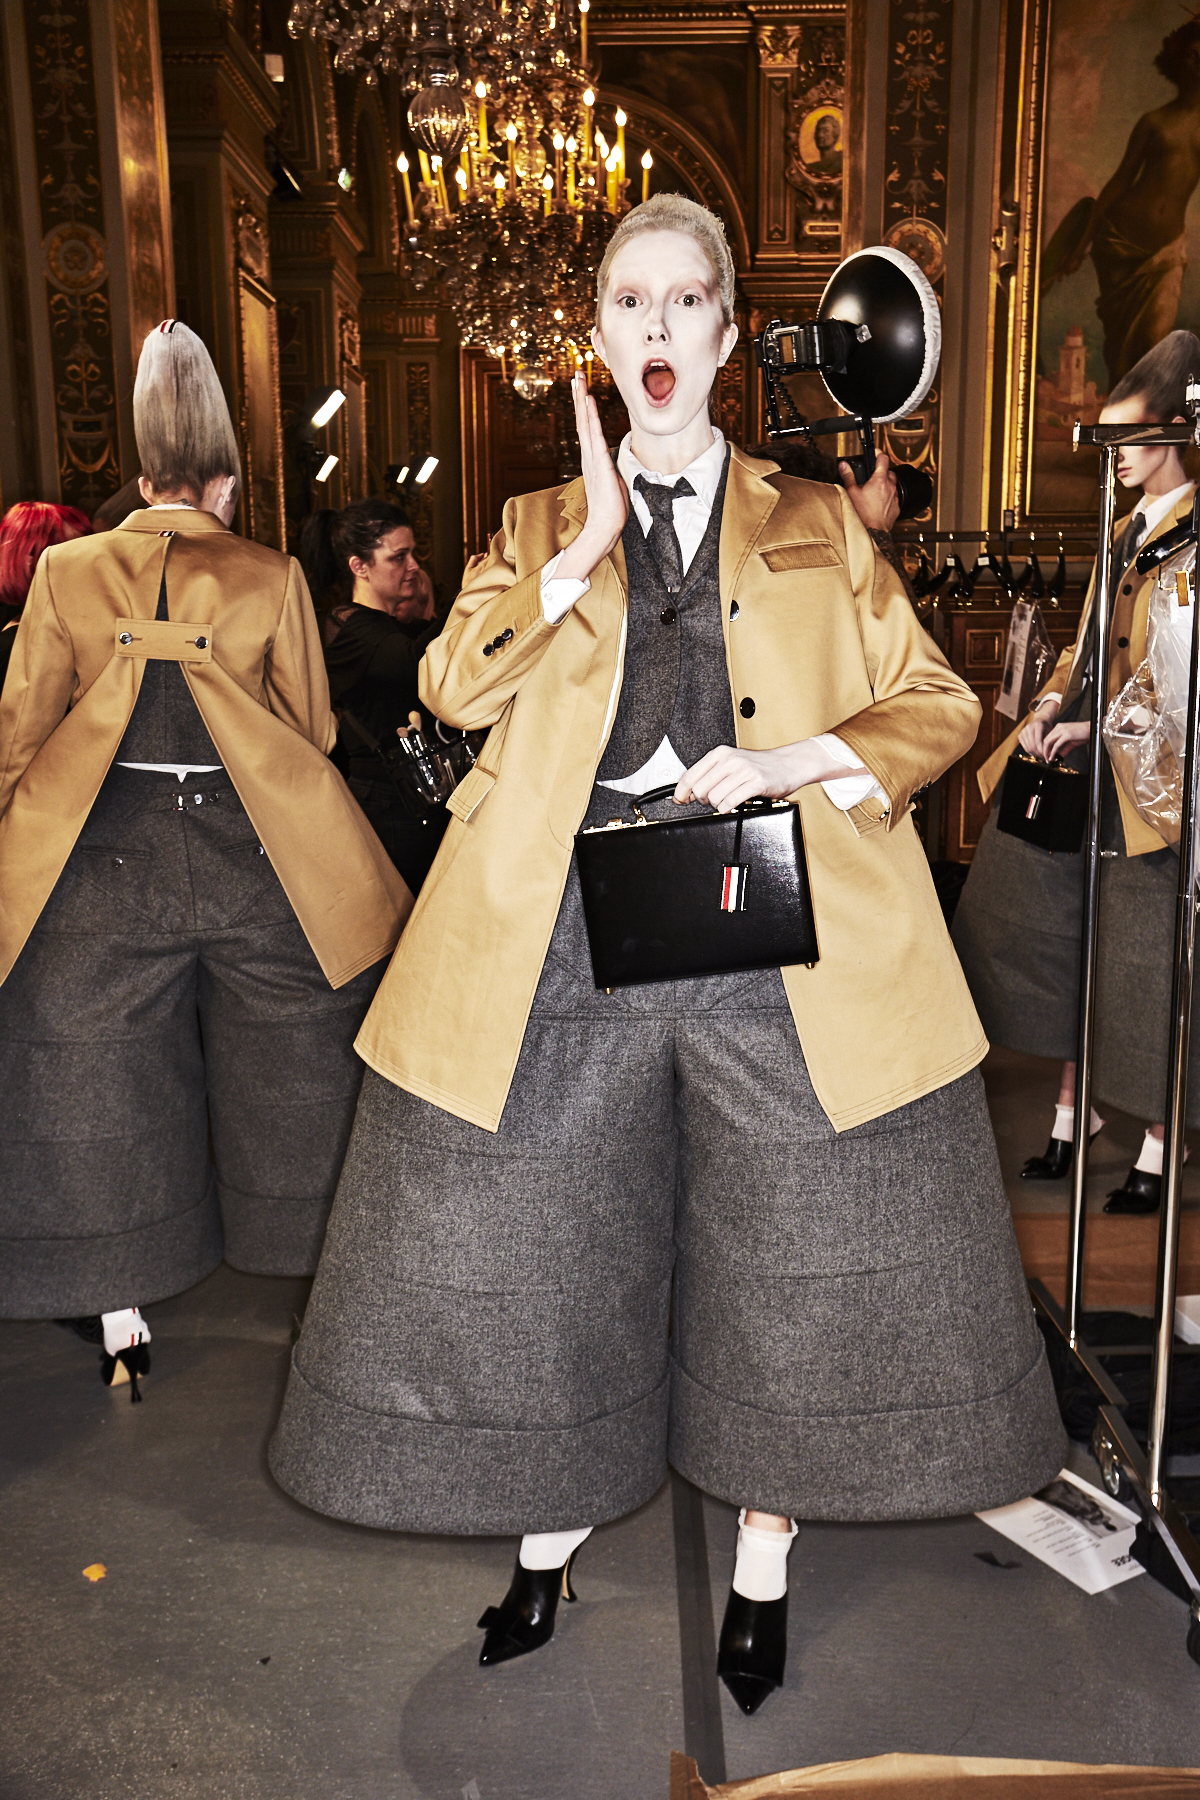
[813,732,888,812]
[541,550,590,623]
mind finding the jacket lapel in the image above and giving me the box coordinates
[719,446,780,602]
[1065,486,1197,697]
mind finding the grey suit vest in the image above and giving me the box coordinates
[115,575,222,767]
[595,449,735,798]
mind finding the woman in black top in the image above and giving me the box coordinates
[325,499,449,894]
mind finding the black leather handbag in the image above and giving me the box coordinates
[996,752,1088,853]
[574,784,820,989]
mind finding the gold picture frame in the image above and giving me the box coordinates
[995,0,1200,532]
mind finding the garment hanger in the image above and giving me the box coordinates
[909,531,946,599]
[1047,533,1067,603]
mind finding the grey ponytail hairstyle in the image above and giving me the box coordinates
[134,320,241,500]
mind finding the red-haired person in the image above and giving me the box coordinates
[0,503,92,689]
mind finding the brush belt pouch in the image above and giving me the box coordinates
[574,783,820,989]
[996,751,1087,853]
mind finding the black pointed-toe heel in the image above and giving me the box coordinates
[101,1342,150,1403]
[1104,1167,1161,1215]
[1021,1124,1102,1181]
[1021,1135,1072,1180]
[716,1588,787,1715]
[478,1550,579,1667]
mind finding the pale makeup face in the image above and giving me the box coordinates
[1100,397,1189,497]
[592,229,738,461]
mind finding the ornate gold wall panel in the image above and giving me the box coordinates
[161,0,284,542]
[878,0,953,495]
[23,0,122,511]
[0,17,38,505]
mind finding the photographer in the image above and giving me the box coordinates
[325,499,449,894]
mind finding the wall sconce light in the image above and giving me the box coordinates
[414,455,439,485]
[310,387,346,428]
[315,454,339,483]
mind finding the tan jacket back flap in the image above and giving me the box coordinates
[977,487,1197,855]
[0,509,411,988]
[355,447,987,1133]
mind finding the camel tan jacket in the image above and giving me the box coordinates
[977,486,1197,856]
[355,447,987,1132]
[0,508,412,988]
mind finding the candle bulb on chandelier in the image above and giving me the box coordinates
[543,172,553,216]
[475,80,489,157]
[417,149,433,189]
[506,121,517,188]
[615,108,626,178]
[582,87,594,164]
[431,155,449,213]
[585,348,593,389]
[553,132,564,201]
[579,0,589,65]
[641,148,652,204]
[396,153,415,225]
[605,150,618,212]
[565,135,577,204]
[456,164,468,204]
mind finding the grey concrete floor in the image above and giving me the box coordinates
[4,1055,1200,1798]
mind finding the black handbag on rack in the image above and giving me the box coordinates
[574,784,820,989]
[996,752,1088,853]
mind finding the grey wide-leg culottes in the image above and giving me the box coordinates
[0,766,383,1318]
[951,801,1084,1063]
[270,861,1065,1534]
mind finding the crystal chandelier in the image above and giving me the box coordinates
[288,0,652,391]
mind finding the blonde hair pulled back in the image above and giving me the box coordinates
[134,320,241,502]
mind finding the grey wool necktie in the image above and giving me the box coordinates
[633,473,695,595]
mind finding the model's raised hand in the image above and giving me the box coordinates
[556,372,629,582]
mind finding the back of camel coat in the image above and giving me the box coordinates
[354,447,987,1133]
[0,508,411,987]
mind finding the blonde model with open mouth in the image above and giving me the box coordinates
[271,193,1065,1715]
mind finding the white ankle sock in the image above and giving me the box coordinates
[100,1308,151,1358]
[518,1526,592,1570]
[1135,1131,1165,1177]
[731,1510,798,1602]
[1052,1104,1105,1142]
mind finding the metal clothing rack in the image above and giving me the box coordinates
[1030,414,1200,1664]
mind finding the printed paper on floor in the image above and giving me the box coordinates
[976,1467,1144,1595]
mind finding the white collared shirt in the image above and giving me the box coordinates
[538,429,883,811]
[1132,480,1195,542]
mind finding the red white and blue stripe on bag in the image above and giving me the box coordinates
[721,863,749,912]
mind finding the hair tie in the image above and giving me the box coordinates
[157,319,177,334]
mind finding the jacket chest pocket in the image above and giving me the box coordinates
[758,541,841,575]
